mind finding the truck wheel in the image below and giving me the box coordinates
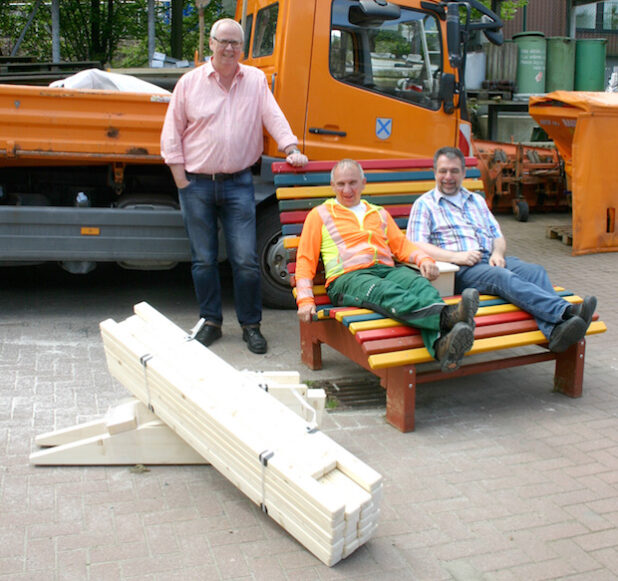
[256,204,295,309]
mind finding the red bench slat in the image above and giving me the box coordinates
[272,157,478,174]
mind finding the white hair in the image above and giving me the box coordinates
[330,159,365,183]
[210,18,244,42]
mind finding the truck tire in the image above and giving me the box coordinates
[514,200,529,222]
[256,203,295,309]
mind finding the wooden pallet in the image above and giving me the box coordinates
[546,225,573,246]
[97,302,383,566]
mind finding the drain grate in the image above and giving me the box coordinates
[310,376,385,410]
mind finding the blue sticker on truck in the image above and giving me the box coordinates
[375,117,392,140]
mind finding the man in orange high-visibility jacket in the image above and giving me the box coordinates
[295,158,480,373]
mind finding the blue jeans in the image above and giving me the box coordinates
[178,170,262,327]
[455,256,568,339]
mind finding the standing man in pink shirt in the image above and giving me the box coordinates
[161,18,307,354]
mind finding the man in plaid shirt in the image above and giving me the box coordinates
[406,146,597,353]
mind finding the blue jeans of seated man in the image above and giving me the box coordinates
[455,255,568,339]
[178,169,262,327]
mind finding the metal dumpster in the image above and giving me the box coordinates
[529,91,618,255]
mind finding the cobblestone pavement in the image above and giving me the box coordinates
[1,212,617,580]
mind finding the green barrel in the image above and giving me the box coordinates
[546,37,575,91]
[513,31,547,94]
[575,39,607,91]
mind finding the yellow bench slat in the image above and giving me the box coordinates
[276,179,484,200]
[367,320,607,370]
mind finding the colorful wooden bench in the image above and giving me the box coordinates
[274,158,607,432]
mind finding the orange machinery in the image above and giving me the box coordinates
[529,91,618,255]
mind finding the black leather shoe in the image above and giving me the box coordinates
[440,288,480,333]
[195,323,222,347]
[568,295,597,327]
[434,322,475,373]
[242,325,267,354]
[548,316,586,353]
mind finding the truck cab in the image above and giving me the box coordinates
[238,0,470,161]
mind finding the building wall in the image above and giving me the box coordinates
[502,0,569,39]
[501,0,617,58]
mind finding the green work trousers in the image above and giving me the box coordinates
[327,264,445,358]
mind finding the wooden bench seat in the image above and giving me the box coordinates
[274,158,607,432]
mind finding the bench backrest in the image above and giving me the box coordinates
[274,157,483,301]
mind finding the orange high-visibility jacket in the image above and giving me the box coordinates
[295,199,434,307]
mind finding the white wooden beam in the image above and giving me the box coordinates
[98,301,383,566]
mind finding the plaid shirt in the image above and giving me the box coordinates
[406,187,503,258]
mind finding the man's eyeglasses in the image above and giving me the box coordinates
[212,37,243,49]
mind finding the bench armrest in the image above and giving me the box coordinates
[397,260,459,297]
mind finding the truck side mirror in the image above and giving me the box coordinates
[465,0,504,46]
[446,4,461,69]
[483,28,504,45]
[349,0,401,27]
[440,73,456,114]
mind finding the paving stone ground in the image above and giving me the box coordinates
[1,212,617,580]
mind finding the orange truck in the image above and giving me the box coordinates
[0,0,502,307]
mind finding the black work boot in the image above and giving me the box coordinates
[434,322,475,373]
[440,288,480,333]
[242,325,268,354]
[194,322,222,347]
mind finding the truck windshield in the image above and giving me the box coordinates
[330,0,442,110]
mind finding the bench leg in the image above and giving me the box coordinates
[300,321,323,370]
[553,338,585,398]
[382,365,417,433]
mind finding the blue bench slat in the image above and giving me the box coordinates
[340,313,385,326]
[282,224,303,236]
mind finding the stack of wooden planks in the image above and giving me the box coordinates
[99,302,383,566]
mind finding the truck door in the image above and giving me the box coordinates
[305,0,457,160]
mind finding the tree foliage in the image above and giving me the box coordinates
[499,0,528,21]
[0,0,230,66]
[0,1,526,66]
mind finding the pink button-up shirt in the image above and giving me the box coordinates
[160,60,298,174]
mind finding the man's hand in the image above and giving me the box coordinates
[452,250,482,266]
[286,151,309,167]
[169,163,191,189]
[420,261,439,281]
[297,303,316,323]
[489,252,506,267]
